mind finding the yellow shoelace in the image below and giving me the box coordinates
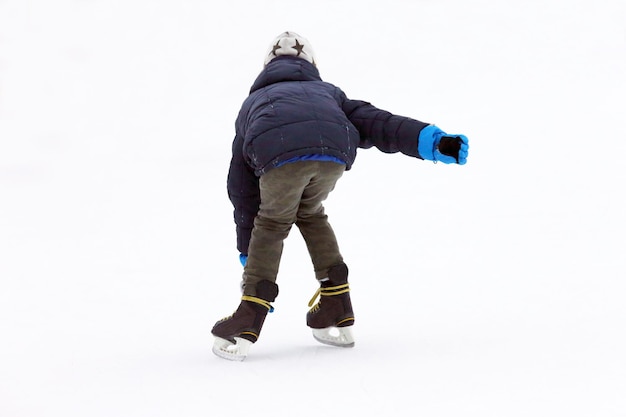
[242,295,274,312]
[307,283,350,308]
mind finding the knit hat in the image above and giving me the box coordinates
[264,31,316,66]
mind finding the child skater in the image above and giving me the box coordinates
[212,31,469,360]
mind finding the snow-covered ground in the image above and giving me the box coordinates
[1,1,625,415]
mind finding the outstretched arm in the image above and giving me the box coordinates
[342,98,469,165]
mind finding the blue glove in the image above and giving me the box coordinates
[238,254,248,294]
[418,125,469,165]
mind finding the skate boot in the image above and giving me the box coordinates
[306,263,355,347]
[211,280,279,361]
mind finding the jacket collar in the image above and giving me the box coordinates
[249,56,322,93]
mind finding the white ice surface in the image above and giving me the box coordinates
[1,1,625,416]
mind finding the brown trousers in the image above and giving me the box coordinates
[243,161,345,296]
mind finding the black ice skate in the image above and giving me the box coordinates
[306,263,355,347]
[211,280,278,361]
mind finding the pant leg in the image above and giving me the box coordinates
[243,162,316,296]
[295,162,345,279]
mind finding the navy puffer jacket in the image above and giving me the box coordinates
[228,56,429,253]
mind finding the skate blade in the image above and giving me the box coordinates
[212,336,253,361]
[312,326,355,348]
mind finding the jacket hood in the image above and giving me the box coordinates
[249,56,322,94]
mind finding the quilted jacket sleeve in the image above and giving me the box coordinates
[226,132,259,255]
[342,98,429,159]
